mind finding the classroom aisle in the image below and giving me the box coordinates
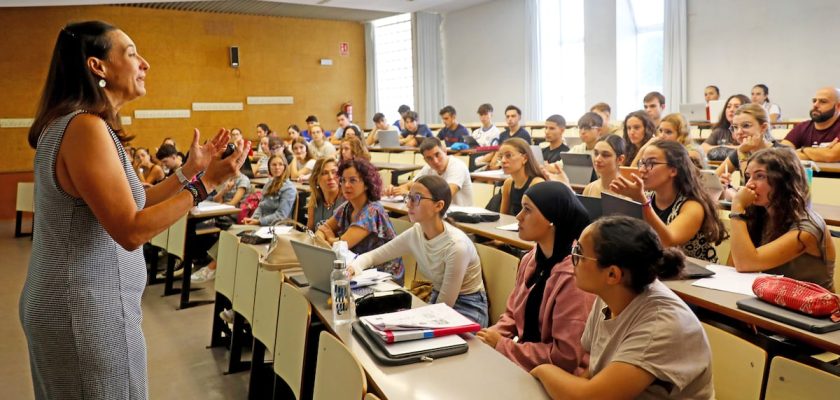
[0,221,249,400]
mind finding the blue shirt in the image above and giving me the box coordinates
[437,124,470,146]
[499,127,532,144]
[400,124,433,139]
[301,129,333,142]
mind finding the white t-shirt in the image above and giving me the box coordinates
[415,157,473,206]
[569,142,595,157]
[471,125,501,146]
[308,141,336,160]
[582,280,714,399]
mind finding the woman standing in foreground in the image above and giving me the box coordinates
[19,21,247,399]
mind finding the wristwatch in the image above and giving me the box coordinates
[729,212,748,221]
[175,167,191,186]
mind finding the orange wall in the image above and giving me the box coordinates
[0,5,366,218]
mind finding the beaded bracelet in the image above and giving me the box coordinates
[184,178,210,206]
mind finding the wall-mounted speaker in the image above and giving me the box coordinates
[229,46,239,68]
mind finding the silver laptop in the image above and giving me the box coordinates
[700,170,724,200]
[378,130,400,148]
[558,153,596,185]
[530,145,545,166]
[680,103,708,122]
[290,240,337,294]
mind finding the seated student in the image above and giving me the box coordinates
[716,104,782,200]
[155,144,183,178]
[569,112,603,156]
[611,141,727,262]
[702,94,750,155]
[212,169,251,207]
[730,147,836,290]
[582,135,627,198]
[782,87,840,162]
[590,102,622,136]
[133,147,165,187]
[350,175,489,326]
[436,105,470,146]
[471,103,501,147]
[338,136,371,163]
[301,115,332,142]
[643,91,667,127]
[306,158,344,231]
[622,110,656,167]
[254,135,271,169]
[388,137,474,206]
[330,111,362,144]
[393,104,411,131]
[500,138,547,216]
[307,123,337,160]
[399,111,433,147]
[542,114,570,165]
[531,216,713,399]
[751,84,781,123]
[243,155,298,226]
[657,113,708,169]
[316,158,404,283]
[477,182,594,372]
[256,123,270,140]
[340,125,364,142]
[487,105,532,170]
[365,112,391,146]
[290,137,316,181]
[283,124,301,161]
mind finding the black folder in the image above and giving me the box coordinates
[736,297,840,333]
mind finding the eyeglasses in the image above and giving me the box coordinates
[729,122,754,133]
[338,176,362,186]
[636,159,669,171]
[571,242,598,267]
[404,192,435,206]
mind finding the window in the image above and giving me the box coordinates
[616,0,664,118]
[539,0,585,120]
[372,13,414,125]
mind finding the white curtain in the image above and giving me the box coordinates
[412,12,444,124]
[524,0,542,121]
[364,22,377,128]
[663,0,687,110]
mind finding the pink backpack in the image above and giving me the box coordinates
[238,192,263,223]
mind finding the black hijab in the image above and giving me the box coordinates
[520,182,591,343]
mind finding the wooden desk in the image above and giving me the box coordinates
[470,170,507,184]
[373,162,422,186]
[814,162,840,174]
[664,276,840,354]
[369,146,418,153]
[719,201,840,227]
[299,287,550,399]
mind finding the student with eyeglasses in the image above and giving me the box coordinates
[349,175,489,326]
[306,158,344,231]
[317,158,404,283]
[478,181,595,373]
[610,141,727,262]
[568,112,603,156]
[500,138,546,215]
[714,104,781,201]
[531,216,714,399]
[729,147,835,290]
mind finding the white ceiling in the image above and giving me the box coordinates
[0,0,493,17]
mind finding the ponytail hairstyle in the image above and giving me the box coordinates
[590,216,686,293]
[263,154,290,196]
[753,84,771,103]
[415,175,452,217]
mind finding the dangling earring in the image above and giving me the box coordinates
[98,79,107,88]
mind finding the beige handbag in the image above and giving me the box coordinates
[259,219,331,271]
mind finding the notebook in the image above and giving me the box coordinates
[575,194,602,220]
[736,297,840,333]
[602,192,643,219]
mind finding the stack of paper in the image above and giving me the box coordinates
[253,225,293,239]
[192,201,236,213]
[350,269,392,288]
[360,303,481,343]
[691,265,773,296]
[448,206,497,216]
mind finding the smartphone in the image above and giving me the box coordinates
[221,143,236,159]
[618,166,638,181]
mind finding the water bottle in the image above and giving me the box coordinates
[331,259,355,325]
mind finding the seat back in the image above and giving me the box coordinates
[389,218,421,287]
[832,234,839,294]
[701,322,767,400]
[810,177,840,206]
[472,182,496,210]
[312,331,367,400]
[233,244,261,323]
[150,226,169,249]
[273,283,312,399]
[369,151,389,163]
[166,214,188,260]
[16,182,34,213]
[764,356,840,399]
[476,244,519,325]
[252,266,283,350]
[715,210,732,264]
[214,230,240,300]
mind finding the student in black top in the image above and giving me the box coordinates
[399,110,433,147]
[542,114,569,165]
[500,138,547,215]
[436,105,470,146]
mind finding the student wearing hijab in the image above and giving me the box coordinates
[477,182,595,373]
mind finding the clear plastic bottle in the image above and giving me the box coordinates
[330,259,355,325]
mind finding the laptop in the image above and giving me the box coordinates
[558,153,596,186]
[575,194,602,220]
[289,240,393,298]
[700,170,724,200]
[530,145,545,166]
[707,100,724,124]
[378,130,401,148]
[681,258,716,279]
[240,159,255,179]
[601,192,643,219]
[680,103,708,122]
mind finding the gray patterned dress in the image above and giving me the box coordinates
[20,111,148,399]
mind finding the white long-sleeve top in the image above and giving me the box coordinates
[350,221,484,307]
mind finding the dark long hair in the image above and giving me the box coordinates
[622,110,655,166]
[338,158,383,202]
[28,21,128,148]
[651,141,728,245]
[744,147,812,248]
[713,94,750,132]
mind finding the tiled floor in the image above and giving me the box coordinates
[0,220,250,400]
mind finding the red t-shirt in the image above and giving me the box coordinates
[784,117,840,148]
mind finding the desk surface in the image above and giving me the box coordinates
[664,276,840,354]
[299,287,549,400]
[372,162,423,172]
